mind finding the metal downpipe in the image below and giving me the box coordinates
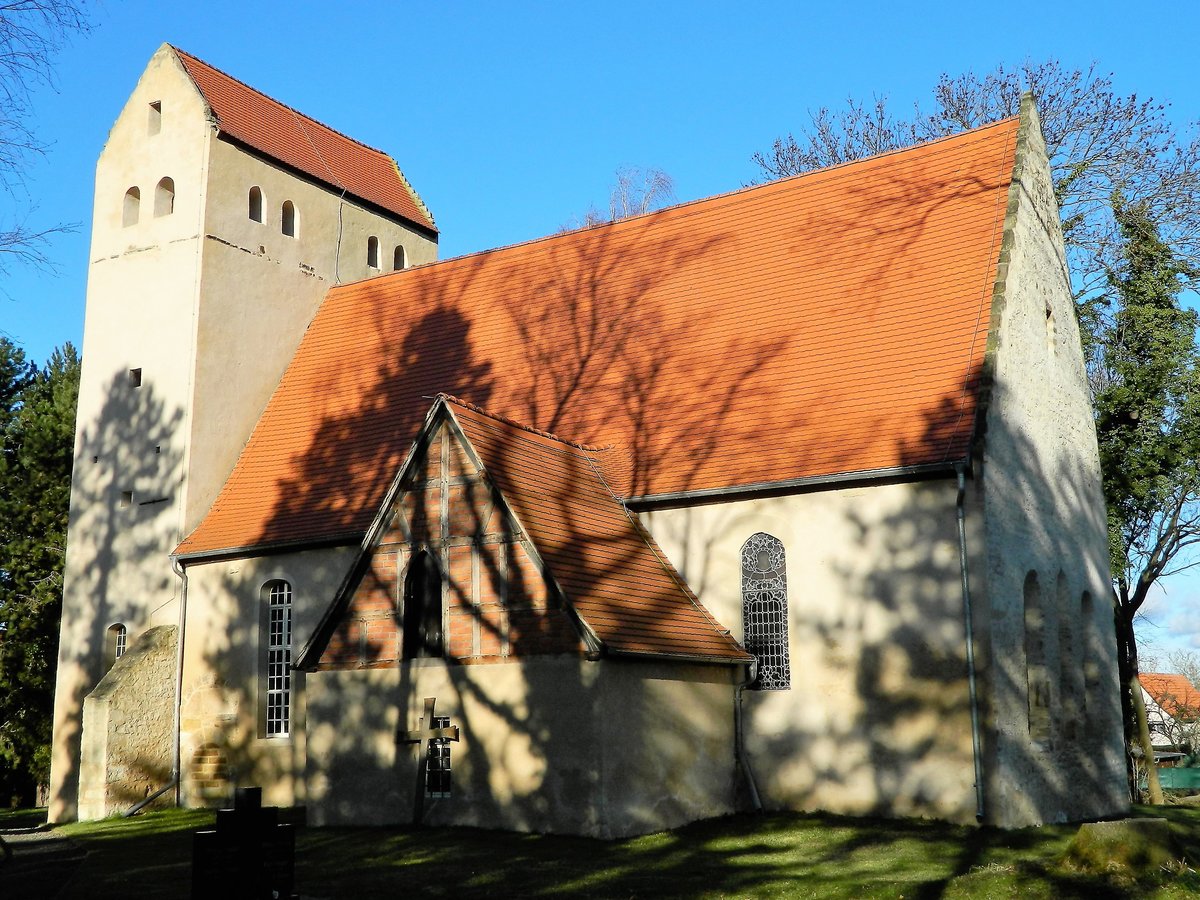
[956,463,985,822]
[735,661,763,813]
[170,555,189,809]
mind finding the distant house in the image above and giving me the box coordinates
[49,44,1131,836]
[1141,672,1200,759]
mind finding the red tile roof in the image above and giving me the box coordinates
[1141,673,1200,720]
[449,398,751,662]
[177,115,1020,558]
[171,46,435,232]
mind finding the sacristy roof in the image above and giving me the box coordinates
[177,113,1022,559]
[171,45,435,233]
[300,396,752,666]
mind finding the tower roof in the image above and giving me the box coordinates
[171,45,436,233]
[178,114,1022,559]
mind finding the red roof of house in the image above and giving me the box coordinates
[177,115,1021,558]
[1141,673,1200,720]
[172,46,435,233]
[450,398,750,662]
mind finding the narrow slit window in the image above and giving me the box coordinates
[281,200,296,237]
[264,581,293,737]
[741,533,790,690]
[119,490,133,508]
[148,101,161,135]
[129,367,142,388]
[393,245,407,270]
[367,236,380,269]
[154,177,175,217]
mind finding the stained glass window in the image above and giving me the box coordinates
[741,532,790,690]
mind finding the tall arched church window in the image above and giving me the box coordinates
[393,245,407,270]
[741,532,790,690]
[367,235,380,269]
[248,186,264,223]
[123,187,140,227]
[154,177,175,217]
[402,550,443,659]
[281,200,297,237]
[264,580,293,737]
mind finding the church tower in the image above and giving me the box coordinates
[49,44,437,821]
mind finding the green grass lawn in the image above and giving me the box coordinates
[3,804,1199,898]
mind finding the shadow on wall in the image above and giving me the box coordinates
[730,369,1122,846]
[52,373,185,818]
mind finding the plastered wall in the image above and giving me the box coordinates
[177,545,356,810]
[305,657,737,838]
[645,477,980,823]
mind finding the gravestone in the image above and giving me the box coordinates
[192,787,296,899]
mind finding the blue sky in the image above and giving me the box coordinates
[4,0,1199,657]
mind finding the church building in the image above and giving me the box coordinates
[49,45,1129,836]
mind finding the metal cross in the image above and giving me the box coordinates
[398,696,460,825]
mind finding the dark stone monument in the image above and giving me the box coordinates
[192,786,296,899]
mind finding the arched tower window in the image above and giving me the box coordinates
[741,533,790,690]
[393,245,407,270]
[367,236,380,269]
[402,550,443,659]
[123,187,140,227]
[248,186,263,223]
[1080,590,1100,717]
[263,580,293,737]
[104,623,128,671]
[1055,571,1078,739]
[1024,571,1051,742]
[154,177,174,217]
[281,200,297,237]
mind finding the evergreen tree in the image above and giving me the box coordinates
[1093,198,1200,801]
[0,339,79,805]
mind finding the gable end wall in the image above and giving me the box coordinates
[319,422,583,669]
[977,96,1127,826]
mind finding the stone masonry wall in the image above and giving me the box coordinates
[78,624,177,819]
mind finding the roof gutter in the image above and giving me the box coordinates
[604,647,753,666]
[174,532,363,565]
[625,461,961,510]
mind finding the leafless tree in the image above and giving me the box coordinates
[752,61,1200,307]
[0,1,91,274]
[1168,648,1200,690]
[562,166,676,230]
